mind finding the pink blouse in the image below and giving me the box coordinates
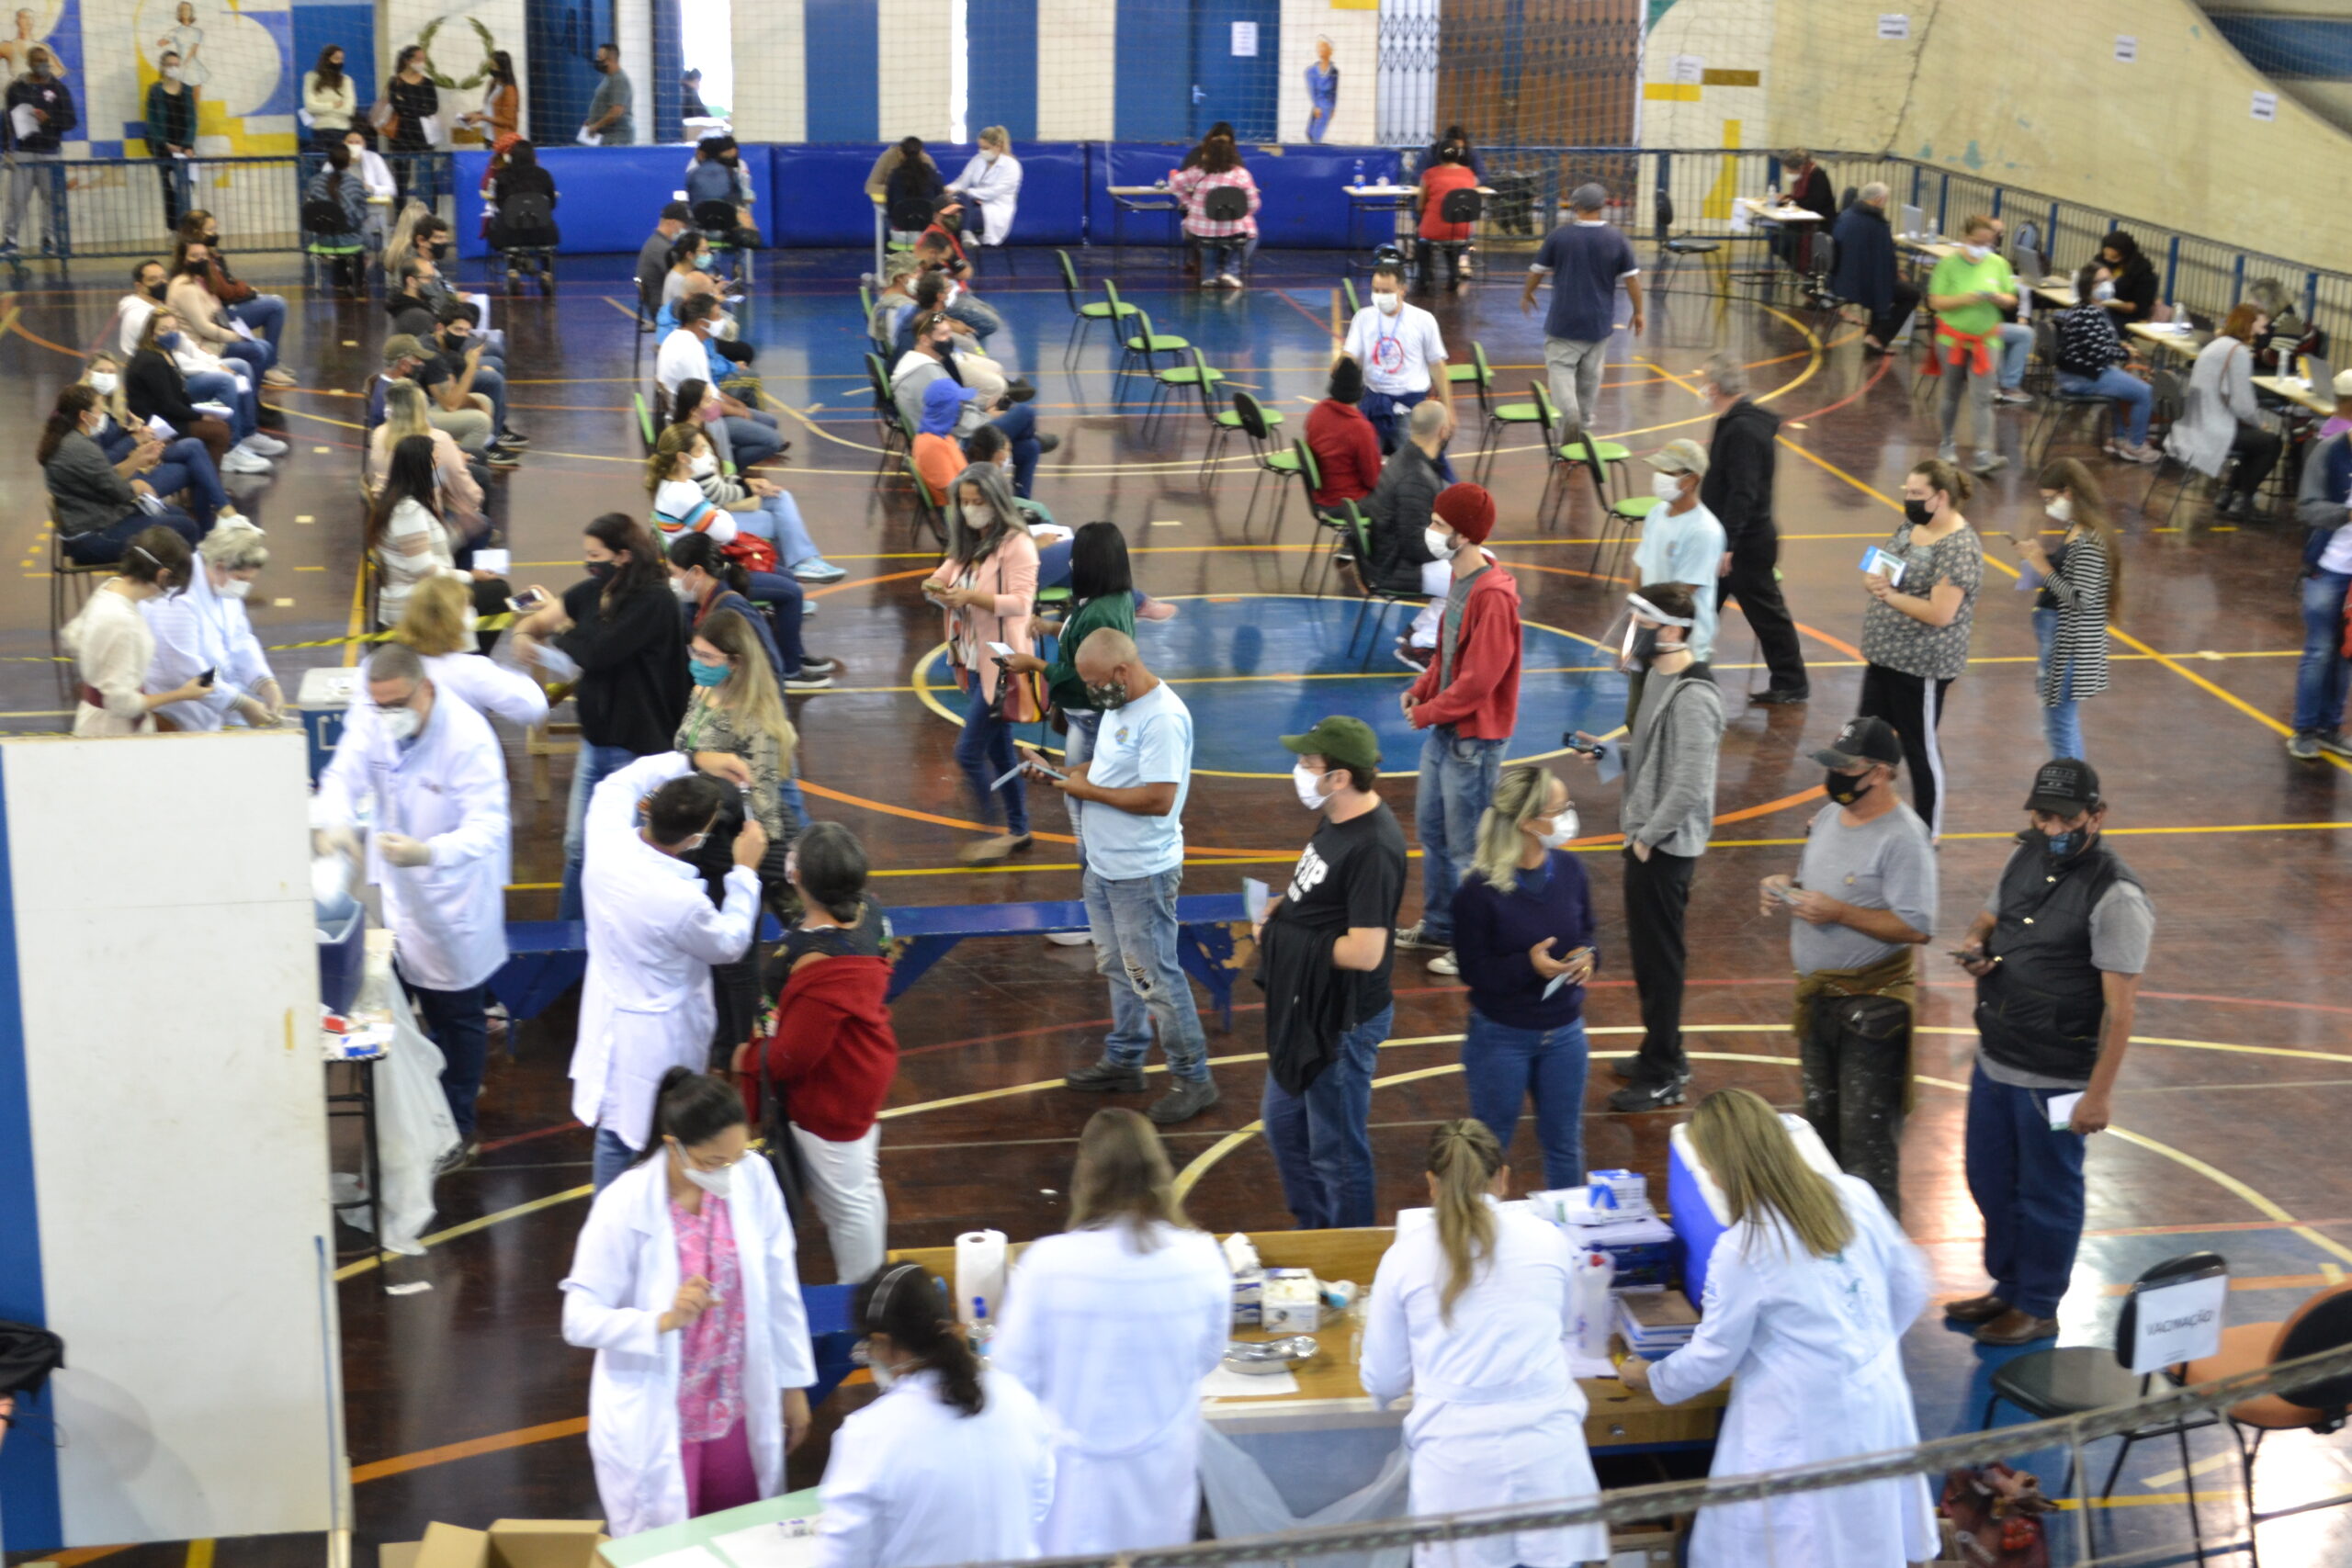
[673,1191,748,1441]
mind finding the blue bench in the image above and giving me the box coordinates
[884,894,1250,1030]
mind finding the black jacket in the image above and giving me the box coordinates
[1363,443,1446,592]
[1830,202,1897,316]
[126,348,204,431]
[1702,398,1781,557]
[1975,841,2143,1082]
[558,577,689,753]
[5,76,75,153]
[143,81,195,154]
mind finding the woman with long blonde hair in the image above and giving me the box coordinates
[368,377,485,532]
[1360,1119,1607,1568]
[678,606,797,848]
[387,573,545,722]
[1451,763,1597,1190]
[991,1109,1230,1555]
[1618,1089,1934,1568]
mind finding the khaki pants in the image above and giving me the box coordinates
[427,395,494,453]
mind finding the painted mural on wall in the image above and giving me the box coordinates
[0,0,296,160]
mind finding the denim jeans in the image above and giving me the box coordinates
[956,687,1028,835]
[722,412,783,468]
[560,740,642,920]
[469,361,508,434]
[944,295,1005,344]
[2056,367,2153,446]
[143,437,228,530]
[1996,321,2033,389]
[184,368,257,440]
[407,974,490,1139]
[2294,569,2352,736]
[1963,1058,2087,1319]
[758,489,821,569]
[1195,233,1257,279]
[592,1123,639,1192]
[744,570,808,674]
[220,337,273,380]
[1084,865,1209,1081]
[61,508,198,563]
[2032,606,2085,760]
[1414,727,1505,945]
[230,294,288,350]
[989,402,1042,499]
[1936,355,1996,457]
[1261,1003,1392,1228]
[1358,388,1458,482]
[1462,1011,1590,1190]
[1061,709,1099,858]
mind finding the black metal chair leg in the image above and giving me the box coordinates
[2177,1424,2208,1567]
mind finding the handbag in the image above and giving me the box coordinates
[368,96,394,133]
[721,533,777,575]
[1940,1464,2054,1568]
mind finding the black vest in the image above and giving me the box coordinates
[1974,840,2140,1081]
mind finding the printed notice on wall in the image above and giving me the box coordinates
[2113,35,2137,63]
[1670,54,1703,85]
[1877,14,1909,39]
[1231,20,1259,56]
[2251,89,2278,121]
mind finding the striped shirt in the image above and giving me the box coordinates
[653,477,738,545]
[2034,536,2110,705]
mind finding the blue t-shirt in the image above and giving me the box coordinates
[1529,221,1639,343]
[1080,680,1193,879]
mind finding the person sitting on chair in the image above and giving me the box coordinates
[302,143,369,295]
[485,138,559,283]
[1830,182,1918,354]
[1412,141,1479,293]
[684,135,762,251]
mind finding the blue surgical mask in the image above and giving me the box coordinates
[688,658,729,688]
[158,332,183,350]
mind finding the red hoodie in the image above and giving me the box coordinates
[1408,563,1521,739]
[759,953,899,1142]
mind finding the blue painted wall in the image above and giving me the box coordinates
[0,761,60,1551]
[802,0,878,141]
[966,0,1038,141]
[289,4,377,124]
[1114,0,1191,142]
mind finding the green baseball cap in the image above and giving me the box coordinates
[1281,716,1381,776]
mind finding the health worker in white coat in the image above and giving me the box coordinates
[142,517,284,732]
[381,574,548,730]
[571,751,764,1192]
[316,642,510,1146]
[1360,1119,1609,1568]
[945,127,1022,248]
[1620,1089,1936,1568]
[561,1066,817,1536]
[992,1109,1230,1555]
[817,1261,1056,1568]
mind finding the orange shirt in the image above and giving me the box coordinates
[913,431,964,504]
[1418,164,1479,243]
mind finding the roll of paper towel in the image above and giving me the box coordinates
[955,1229,1008,1326]
[1573,1248,1616,1361]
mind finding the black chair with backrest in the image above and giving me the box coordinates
[1203,186,1250,223]
[1653,188,1721,294]
[1438,186,1484,225]
[2027,318,2117,465]
[1230,392,1298,536]
[2140,366,2199,520]
[490,189,559,293]
[865,353,904,476]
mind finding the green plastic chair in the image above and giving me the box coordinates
[1476,372,1552,482]
[1342,276,1362,317]
[1341,502,1426,667]
[633,391,656,446]
[1145,345,1226,434]
[1058,250,1140,367]
[1447,340,1495,417]
[1116,309,1192,393]
[1204,386,1288,491]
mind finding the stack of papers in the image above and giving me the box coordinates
[1615,1289,1700,1359]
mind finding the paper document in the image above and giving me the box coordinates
[1595,739,1624,785]
[469,547,510,575]
[9,104,38,138]
[627,1546,729,1568]
[1860,546,1906,586]
[576,128,601,145]
[135,493,167,515]
[1544,971,1572,999]
[2046,1091,2084,1131]
[191,400,233,419]
[1243,877,1270,925]
[1201,1363,1298,1399]
[709,1519,823,1568]
[529,643,581,682]
[146,414,175,439]
[229,317,256,341]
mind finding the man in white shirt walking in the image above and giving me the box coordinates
[571,752,766,1190]
[1343,261,1455,478]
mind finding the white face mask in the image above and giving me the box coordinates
[217,576,253,600]
[2092,281,2116,302]
[2046,495,2074,525]
[88,371,118,395]
[689,452,718,479]
[378,706,421,743]
[1423,526,1455,558]
[1535,809,1579,847]
[964,500,994,528]
[1374,291,1402,316]
[1651,471,1686,502]
[672,576,696,603]
[1961,243,1989,264]
[869,1359,899,1392]
[673,1143,734,1199]
[1293,762,1333,811]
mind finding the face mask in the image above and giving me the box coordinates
[688,657,729,688]
[1629,625,1660,668]
[1293,762,1334,811]
[2093,282,2116,302]
[869,1359,899,1392]
[2046,495,2074,525]
[1083,678,1129,710]
[689,452,718,479]
[1651,471,1686,502]
[1693,384,1715,405]
[672,1142,734,1199]
[672,576,696,603]
[159,332,182,350]
[2025,824,2091,861]
[1535,809,1579,848]
[89,371,118,395]
[982,151,998,164]
[1824,768,1875,807]
[964,501,993,528]
[584,559,616,582]
[1902,498,1935,528]
[1961,243,1989,263]
[1374,291,1402,316]
[378,706,421,743]
[1423,526,1455,558]
[162,66,181,81]
[218,577,253,600]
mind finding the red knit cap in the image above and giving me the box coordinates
[1433,482,1497,545]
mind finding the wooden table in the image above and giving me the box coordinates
[1106,183,1182,258]
[1737,197,1822,225]
[2032,282,2079,310]
[2254,374,2335,417]
[892,1225,1726,1453]
[2129,321,2203,359]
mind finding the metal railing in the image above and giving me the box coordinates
[0,151,454,262]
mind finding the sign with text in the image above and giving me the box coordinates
[1231,20,1259,57]
[1671,53,1703,85]
[2114,35,2137,63]
[1878,14,1910,40]
[2130,1270,2228,1374]
[2252,90,2278,122]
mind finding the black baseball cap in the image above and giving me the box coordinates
[2025,758,2101,814]
[1810,716,1902,770]
[661,199,694,223]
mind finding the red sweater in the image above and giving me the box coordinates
[1408,563,1521,739]
[1306,399,1383,506]
[759,953,899,1142]
[1418,164,1479,243]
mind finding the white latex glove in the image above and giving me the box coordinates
[376,832,433,868]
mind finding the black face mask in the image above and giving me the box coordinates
[584,559,617,583]
[2020,823,2094,862]
[1824,768,1875,807]
[1903,499,1935,528]
[1630,626,1660,668]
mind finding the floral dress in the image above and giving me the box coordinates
[672,1191,747,1441]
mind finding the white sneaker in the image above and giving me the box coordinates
[237,434,288,458]
[1427,950,1460,976]
[791,558,849,582]
[220,446,274,474]
[1046,931,1093,947]
[1219,273,1244,289]
[799,599,819,618]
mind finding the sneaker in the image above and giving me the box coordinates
[796,654,839,677]
[2122,441,2164,465]
[1393,640,1435,671]
[431,1140,481,1177]
[1136,599,1181,622]
[790,558,850,582]
[239,432,289,457]
[262,367,299,388]
[483,446,523,468]
[1046,930,1093,947]
[1002,378,1037,403]
[1199,276,1220,290]
[1606,1057,1637,1082]
[1970,452,2008,476]
[1936,443,1958,465]
[1148,1075,1221,1124]
[1035,433,1062,454]
[1748,687,1808,705]
[799,599,819,619]
[958,831,1033,864]
[1219,273,1244,289]
[1605,1075,1690,1113]
[220,446,274,474]
[498,427,531,446]
[2289,731,2324,761]
[1394,920,1446,951]
[1426,950,1459,976]
[1993,388,2034,406]
[783,669,834,692]
[1064,1059,1147,1094]
[2320,731,2352,758]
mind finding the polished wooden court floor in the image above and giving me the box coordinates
[2,240,2348,1565]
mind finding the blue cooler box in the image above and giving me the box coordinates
[1669,1114,1846,1308]
[317,904,367,1016]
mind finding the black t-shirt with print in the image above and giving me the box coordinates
[1270,801,1408,1022]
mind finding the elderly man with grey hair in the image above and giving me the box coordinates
[1521,180,1644,440]
[1697,351,1808,703]
[1831,181,1918,351]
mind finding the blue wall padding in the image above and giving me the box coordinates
[1086,142,1397,251]
[453,143,776,258]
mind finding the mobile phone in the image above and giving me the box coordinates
[986,640,1015,660]
[1560,731,1601,755]
[1768,882,1800,904]
[507,587,548,615]
[198,667,215,688]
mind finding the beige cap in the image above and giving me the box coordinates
[1646,437,1712,477]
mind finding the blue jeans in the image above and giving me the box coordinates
[2294,569,2352,737]
[469,361,509,434]
[408,975,490,1139]
[592,1123,639,1192]
[1462,1011,1590,1190]
[2032,606,2084,761]
[761,490,822,570]
[1084,865,1209,1081]
[1963,1058,2087,1319]
[2056,367,2153,446]
[744,570,809,675]
[1997,321,2033,389]
[987,402,1042,499]
[1414,728,1505,945]
[1261,1003,1392,1229]
[230,294,287,350]
[60,507,198,563]
[944,295,1004,344]
[1358,387,1459,482]
[185,368,257,440]
[220,337,272,380]
[1193,233,1257,278]
[144,437,228,530]
[722,412,783,468]
[956,688,1028,835]
[560,740,642,920]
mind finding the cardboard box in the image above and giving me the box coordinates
[380,1518,609,1568]
[1261,1268,1323,1332]
[1606,1527,1677,1567]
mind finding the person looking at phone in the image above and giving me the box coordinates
[1449,764,1597,1190]
[1758,716,1934,1218]
[1858,457,1983,841]
[1945,759,2152,1348]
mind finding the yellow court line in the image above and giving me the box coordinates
[185,1539,214,1568]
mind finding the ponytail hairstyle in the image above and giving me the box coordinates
[1069,1107,1190,1252]
[632,1065,746,1166]
[2034,457,2123,620]
[38,383,99,466]
[1466,763,1561,897]
[646,421,698,493]
[1687,1088,1854,1260]
[855,1262,986,1417]
[790,820,869,926]
[1428,1119,1505,1325]
[1906,457,1974,513]
[664,529,752,597]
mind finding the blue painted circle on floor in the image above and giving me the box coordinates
[914,593,1630,777]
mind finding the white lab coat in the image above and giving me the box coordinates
[342,650,548,731]
[991,1223,1230,1555]
[560,1152,817,1539]
[141,567,276,733]
[815,1365,1056,1568]
[1360,1201,1609,1568]
[569,752,758,1147]
[1646,1174,1937,1568]
[316,689,511,992]
[949,150,1022,246]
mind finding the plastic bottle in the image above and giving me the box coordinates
[969,1295,995,1360]
[1353,158,1366,190]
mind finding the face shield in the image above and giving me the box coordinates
[1596,591,1697,674]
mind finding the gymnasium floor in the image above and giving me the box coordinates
[4,238,2350,1566]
